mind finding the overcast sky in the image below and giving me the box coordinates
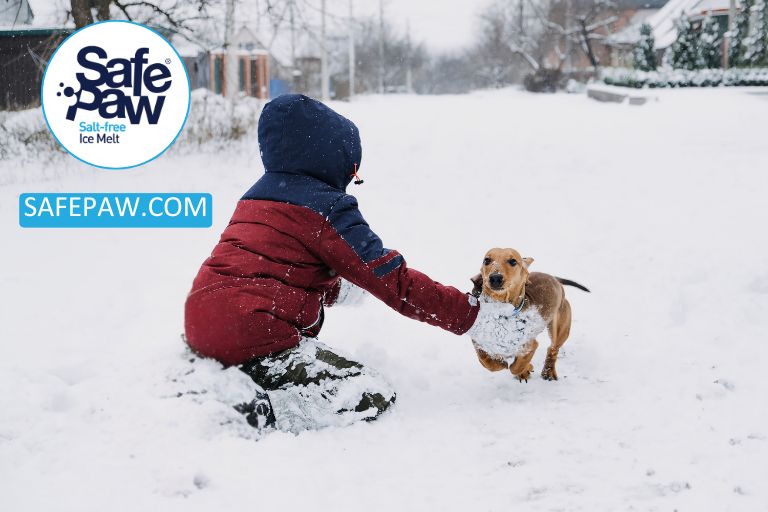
[350,0,485,52]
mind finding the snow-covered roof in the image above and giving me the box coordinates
[0,0,71,31]
[610,0,730,48]
[209,47,269,56]
[26,0,70,27]
[0,0,31,25]
[616,0,670,8]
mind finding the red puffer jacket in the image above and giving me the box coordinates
[184,95,478,365]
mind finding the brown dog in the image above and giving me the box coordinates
[470,248,589,382]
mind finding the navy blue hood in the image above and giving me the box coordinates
[258,94,362,191]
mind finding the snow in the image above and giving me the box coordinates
[468,296,547,364]
[10,0,72,28]
[261,338,396,433]
[0,90,263,181]
[2,87,768,510]
[0,107,59,166]
[333,278,368,306]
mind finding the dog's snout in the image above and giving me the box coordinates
[488,273,504,289]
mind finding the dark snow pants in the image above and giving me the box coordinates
[238,339,396,432]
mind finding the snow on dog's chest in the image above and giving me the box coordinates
[472,295,547,363]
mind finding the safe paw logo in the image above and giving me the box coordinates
[41,21,190,169]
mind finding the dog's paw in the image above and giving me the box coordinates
[541,366,558,381]
[512,364,534,383]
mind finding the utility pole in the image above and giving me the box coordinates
[725,0,736,68]
[348,0,356,99]
[565,0,573,72]
[289,0,298,91]
[378,0,385,94]
[290,0,296,68]
[224,0,238,120]
[321,0,330,101]
[405,20,413,93]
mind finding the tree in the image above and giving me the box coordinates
[70,0,110,28]
[729,0,753,67]
[670,14,699,70]
[342,16,428,93]
[421,52,481,94]
[473,0,619,76]
[744,0,768,66]
[68,0,219,44]
[570,0,619,69]
[472,1,525,87]
[697,15,722,69]
[633,23,657,71]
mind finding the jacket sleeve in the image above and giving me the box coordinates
[315,194,479,335]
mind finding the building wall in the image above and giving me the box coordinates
[0,30,69,110]
[208,52,269,99]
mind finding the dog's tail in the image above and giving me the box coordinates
[556,277,590,293]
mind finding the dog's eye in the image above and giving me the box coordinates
[483,257,491,265]
[508,259,517,266]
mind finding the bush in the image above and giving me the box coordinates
[523,68,563,93]
[177,89,262,147]
[633,23,657,72]
[0,108,60,162]
[601,67,768,88]
[0,89,263,164]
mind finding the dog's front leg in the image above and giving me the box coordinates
[509,339,539,382]
[474,347,508,372]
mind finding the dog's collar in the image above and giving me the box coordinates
[512,295,526,315]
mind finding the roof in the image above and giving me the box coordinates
[0,26,70,36]
[209,47,269,56]
[609,0,730,48]
[0,0,71,31]
[26,0,70,26]
[569,0,669,9]
[0,0,32,25]
[615,0,670,8]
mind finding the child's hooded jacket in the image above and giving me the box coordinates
[184,94,479,365]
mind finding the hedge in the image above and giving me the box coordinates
[600,67,768,88]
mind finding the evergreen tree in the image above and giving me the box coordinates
[729,0,753,67]
[697,15,722,68]
[633,23,658,71]
[744,0,768,66]
[670,14,700,70]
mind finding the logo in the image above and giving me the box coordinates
[42,21,190,169]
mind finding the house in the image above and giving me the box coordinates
[177,26,271,100]
[561,0,670,72]
[206,47,270,99]
[2,1,273,110]
[0,0,71,110]
[608,0,731,66]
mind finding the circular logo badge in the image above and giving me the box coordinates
[41,21,190,169]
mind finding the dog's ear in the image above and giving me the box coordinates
[522,257,534,269]
[470,273,483,298]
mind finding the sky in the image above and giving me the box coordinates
[20,0,486,54]
[350,0,485,52]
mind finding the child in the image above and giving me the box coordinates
[184,94,523,431]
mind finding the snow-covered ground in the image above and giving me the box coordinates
[1,88,767,511]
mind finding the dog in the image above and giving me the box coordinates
[470,248,589,382]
